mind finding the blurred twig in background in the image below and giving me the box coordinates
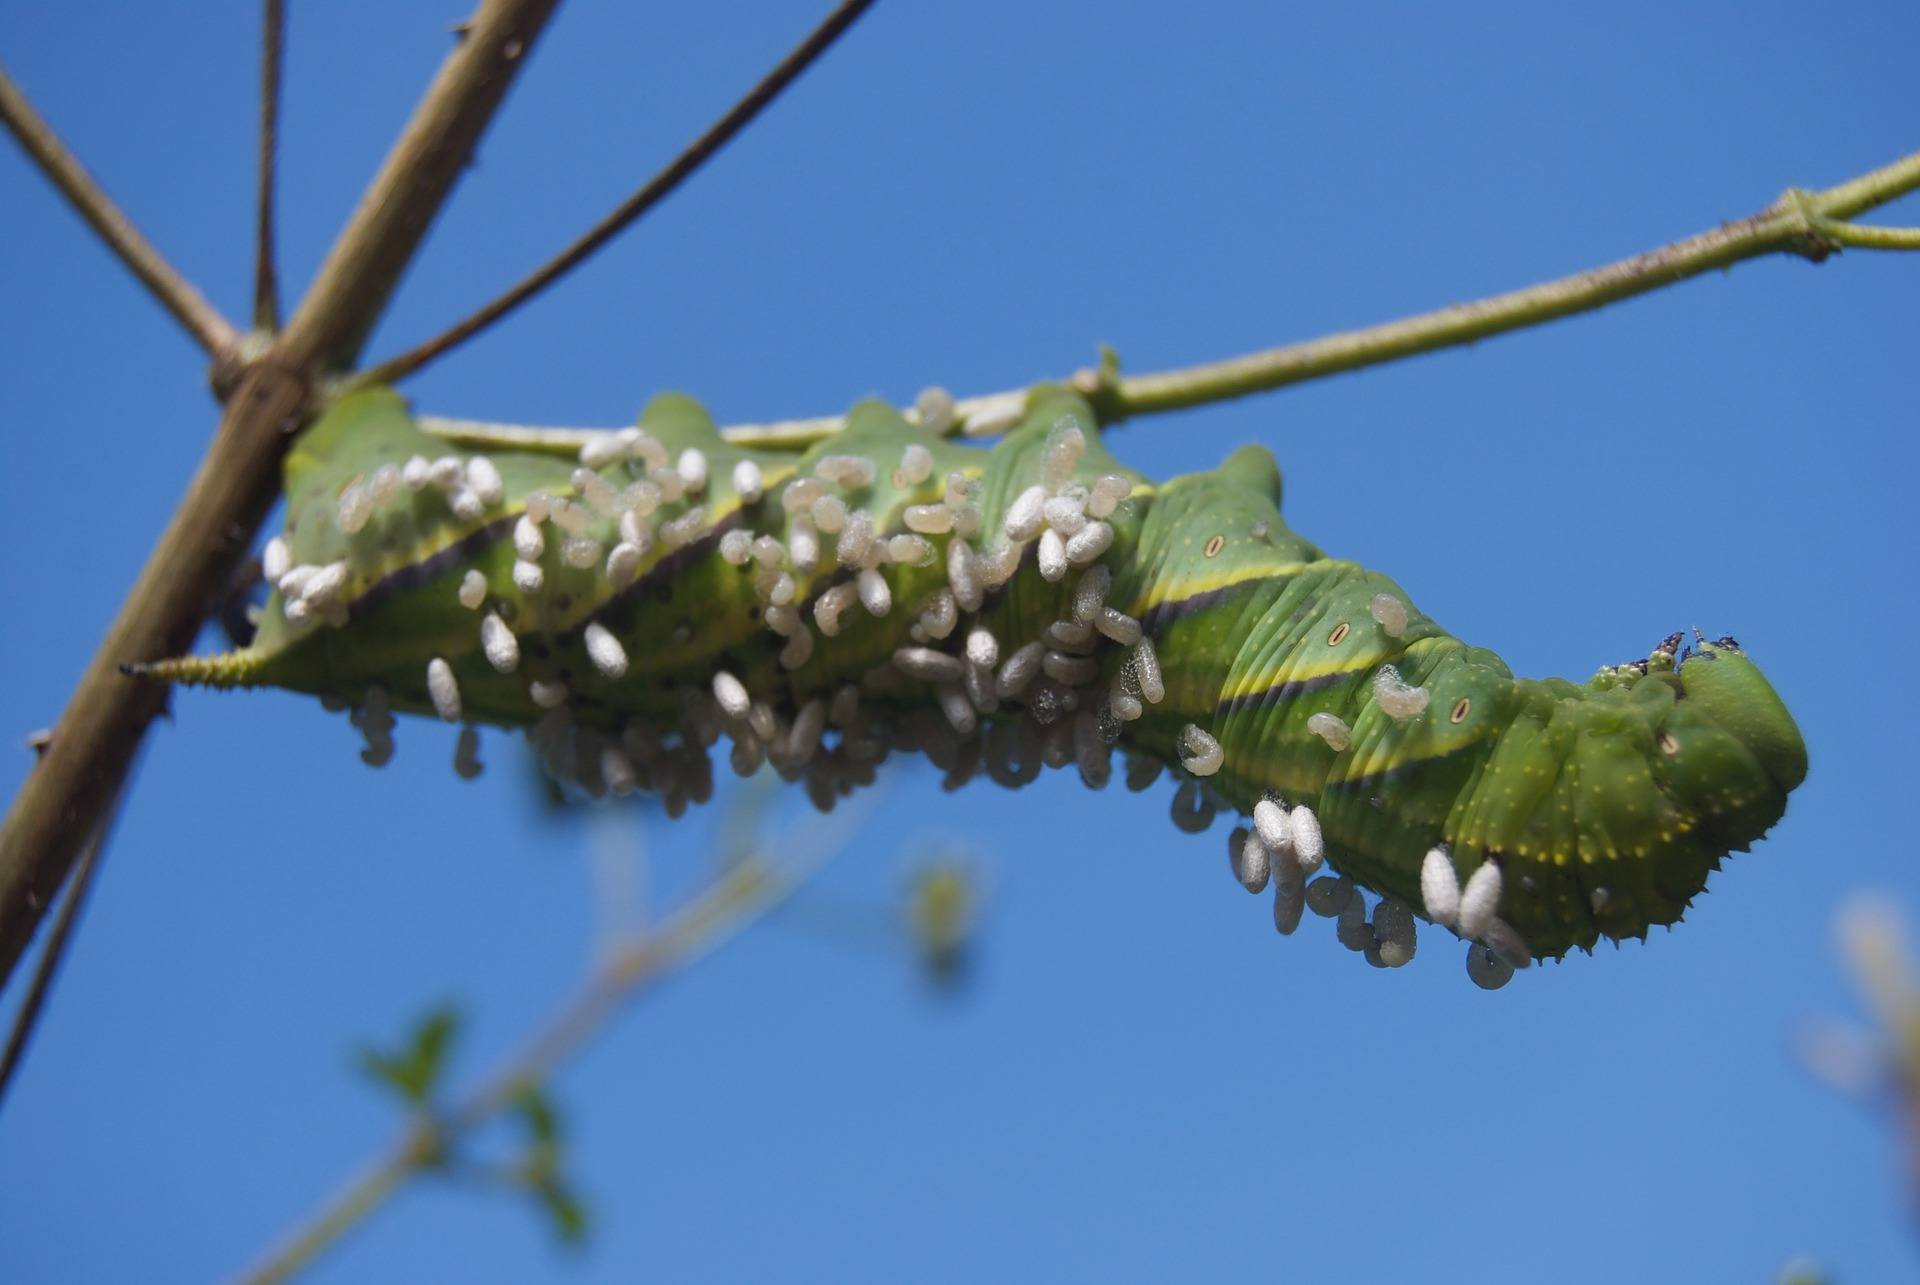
[1799,894,1920,1226]
[236,783,867,1285]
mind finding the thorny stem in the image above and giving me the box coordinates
[0,59,240,358]
[419,149,1920,454]
[354,0,880,388]
[0,0,563,1000]
[234,831,845,1285]
[253,0,287,332]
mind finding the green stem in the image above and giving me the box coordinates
[237,1130,433,1285]
[1815,219,1920,251]
[419,148,1920,453]
[1029,155,1920,424]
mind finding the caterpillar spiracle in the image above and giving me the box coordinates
[143,386,1807,987]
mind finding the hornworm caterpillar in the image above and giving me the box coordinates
[144,385,1806,985]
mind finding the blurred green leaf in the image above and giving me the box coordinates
[511,1083,565,1184]
[1776,1256,1829,1285]
[356,1003,462,1109]
[515,1083,561,1148]
[907,857,980,992]
[534,1177,590,1247]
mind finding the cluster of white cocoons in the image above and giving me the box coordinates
[265,537,352,631]
[280,423,723,784]
[1228,798,1335,940]
[342,406,1184,861]
[1215,817,1536,988]
[271,446,532,637]
[639,403,1177,809]
[996,421,1126,588]
[346,452,507,533]
[1221,796,1531,982]
[291,408,1520,991]
[1417,846,1533,988]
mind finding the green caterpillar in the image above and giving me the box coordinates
[145,385,1807,986]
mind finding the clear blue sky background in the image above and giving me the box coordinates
[3,2,1917,1281]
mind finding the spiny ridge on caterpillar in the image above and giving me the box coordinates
[141,385,1807,986]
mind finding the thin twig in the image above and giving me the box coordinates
[253,0,287,332]
[275,0,564,372]
[416,150,1920,453]
[0,805,115,1108]
[1815,219,1920,251]
[0,0,564,996]
[1099,168,1920,423]
[235,812,853,1285]
[356,0,880,387]
[0,59,239,357]
[419,388,1029,456]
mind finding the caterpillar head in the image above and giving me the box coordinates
[1675,638,1806,794]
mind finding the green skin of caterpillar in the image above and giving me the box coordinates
[1108,459,1806,957]
[175,386,1807,960]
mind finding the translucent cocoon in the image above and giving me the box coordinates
[713,670,750,719]
[1466,942,1514,990]
[732,459,764,502]
[1133,640,1165,704]
[514,515,545,560]
[858,567,891,616]
[1373,665,1431,720]
[1419,848,1460,927]
[1071,565,1110,623]
[896,441,935,485]
[1306,711,1351,751]
[1456,861,1503,941]
[1369,592,1409,637]
[1064,521,1113,565]
[965,627,999,669]
[584,622,628,679]
[1233,829,1271,893]
[1253,799,1290,851]
[261,536,290,584]
[894,647,966,683]
[1004,485,1046,541]
[426,658,461,722]
[1288,806,1325,871]
[467,456,504,507]
[1178,724,1224,776]
[1037,529,1067,581]
[480,614,520,674]
[1306,875,1353,918]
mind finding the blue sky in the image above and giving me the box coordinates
[3,2,1917,1281]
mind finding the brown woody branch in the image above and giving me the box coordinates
[254,0,287,332]
[0,0,564,995]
